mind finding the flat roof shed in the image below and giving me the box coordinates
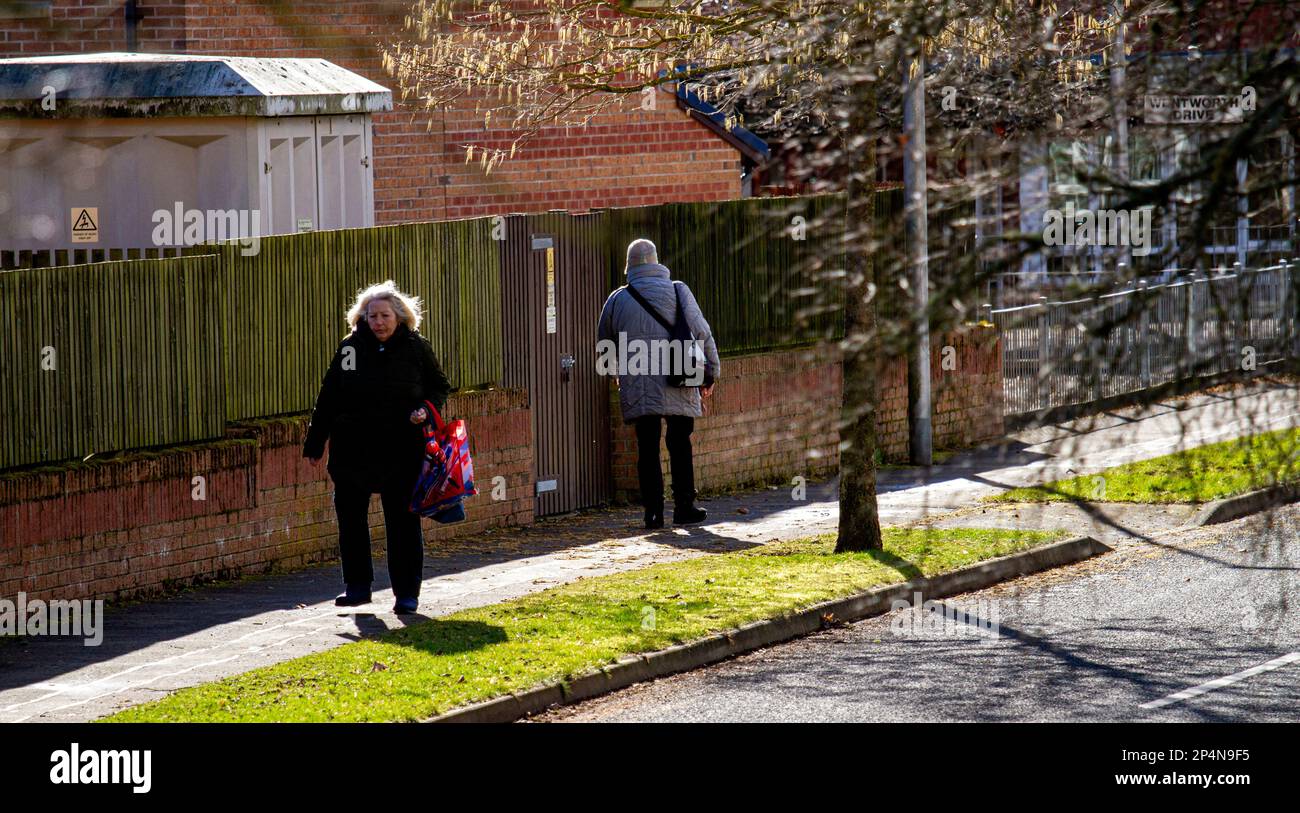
[0,53,394,265]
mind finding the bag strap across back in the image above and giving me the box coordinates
[622,281,682,335]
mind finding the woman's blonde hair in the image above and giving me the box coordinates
[345,280,423,333]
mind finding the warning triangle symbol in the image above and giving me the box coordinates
[72,209,97,231]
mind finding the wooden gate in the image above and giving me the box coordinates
[501,212,612,516]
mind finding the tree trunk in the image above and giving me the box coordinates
[835,134,883,553]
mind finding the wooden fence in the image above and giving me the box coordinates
[603,193,851,355]
[215,218,502,422]
[1,193,884,471]
[0,256,225,469]
[1,220,503,470]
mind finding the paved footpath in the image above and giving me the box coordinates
[1,380,1296,722]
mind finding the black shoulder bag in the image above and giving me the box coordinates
[622,282,712,388]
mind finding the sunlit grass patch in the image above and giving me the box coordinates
[993,427,1300,504]
[106,527,1063,723]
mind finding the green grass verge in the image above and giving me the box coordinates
[993,426,1300,504]
[104,527,1063,723]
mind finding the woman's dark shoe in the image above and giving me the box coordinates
[673,506,707,525]
[335,584,372,607]
[644,510,664,529]
[393,596,419,614]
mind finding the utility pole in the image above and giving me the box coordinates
[1111,1,1130,272]
[904,49,932,465]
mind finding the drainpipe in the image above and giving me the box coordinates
[1111,1,1130,272]
[124,0,148,53]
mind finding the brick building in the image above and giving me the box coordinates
[0,0,751,222]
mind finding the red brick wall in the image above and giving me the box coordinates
[609,326,1005,501]
[929,327,1006,450]
[0,1,187,54]
[1,1,743,223]
[0,388,533,603]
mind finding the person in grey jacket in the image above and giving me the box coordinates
[597,238,721,528]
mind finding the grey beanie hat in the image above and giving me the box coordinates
[625,238,658,270]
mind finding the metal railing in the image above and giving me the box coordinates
[989,263,1298,415]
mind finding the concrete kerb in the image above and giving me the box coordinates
[426,534,1110,723]
[1189,482,1300,527]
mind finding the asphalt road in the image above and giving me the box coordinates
[539,503,1300,722]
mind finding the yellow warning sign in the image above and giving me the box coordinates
[71,207,99,243]
[545,246,556,334]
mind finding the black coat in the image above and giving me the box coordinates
[303,321,452,492]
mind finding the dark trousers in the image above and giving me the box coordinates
[634,415,697,514]
[332,479,424,599]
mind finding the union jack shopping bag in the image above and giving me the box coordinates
[409,400,477,523]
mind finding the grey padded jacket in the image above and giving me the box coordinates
[596,262,721,423]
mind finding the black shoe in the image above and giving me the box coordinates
[673,506,707,525]
[393,596,419,614]
[644,510,664,530]
[335,584,372,607]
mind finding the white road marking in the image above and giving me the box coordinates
[1140,652,1300,710]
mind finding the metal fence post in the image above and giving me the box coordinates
[1037,296,1049,411]
[1186,273,1199,377]
[1091,292,1103,403]
[1293,259,1300,361]
[1287,258,1299,363]
[1281,259,1293,364]
[1138,278,1152,389]
[1232,262,1244,377]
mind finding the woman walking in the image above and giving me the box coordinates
[303,280,451,614]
